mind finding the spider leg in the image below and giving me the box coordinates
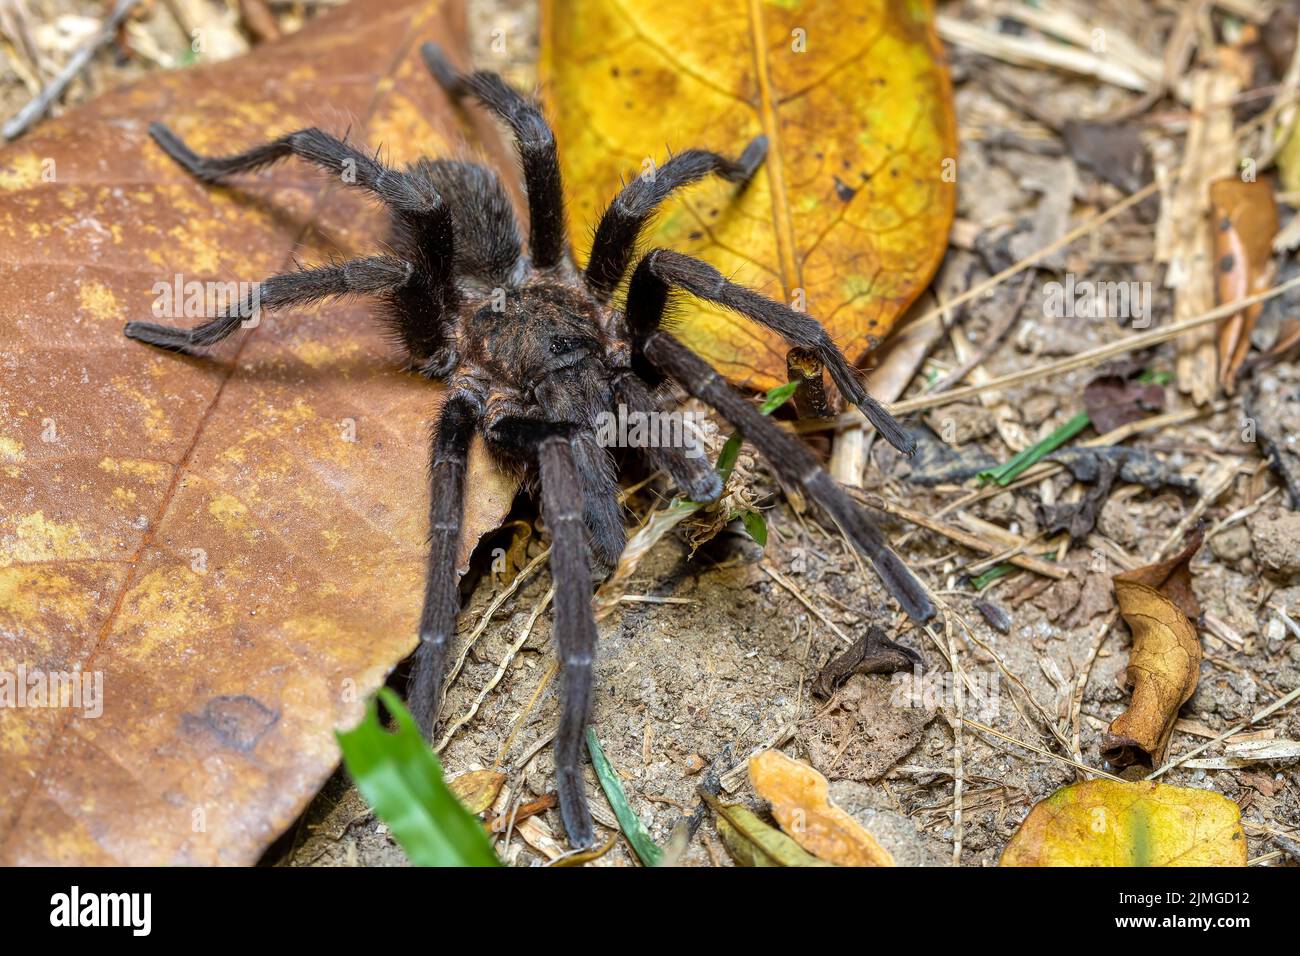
[629,249,915,455]
[570,431,625,575]
[409,391,480,738]
[628,328,935,624]
[150,123,458,361]
[611,370,722,502]
[123,255,413,356]
[150,123,445,220]
[487,418,599,848]
[420,43,567,270]
[585,141,768,302]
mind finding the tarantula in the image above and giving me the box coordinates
[124,45,936,848]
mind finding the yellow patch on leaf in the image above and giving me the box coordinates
[1000,779,1246,867]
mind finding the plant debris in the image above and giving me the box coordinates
[1101,529,1205,769]
[1082,359,1167,434]
[812,626,923,699]
[1000,779,1247,867]
[748,750,894,867]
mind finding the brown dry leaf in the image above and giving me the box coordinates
[1101,529,1204,768]
[748,749,893,866]
[0,0,517,865]
[1000,779,1247,867]
[1210,177,1279,392]
[1082,359,1166,435]
[447,770,508,816]
[541,0,956,391]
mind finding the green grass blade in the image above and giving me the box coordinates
[979,411,1090,487]
[759,380,799,414]
[337,689,500,867]
[585,728,663,866]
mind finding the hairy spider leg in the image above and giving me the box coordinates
[625,280,936,624]
[148,123,456,360]
[409,391,480,737]
[584,140,769,302]
[123,256,413,355]
[632,249,917,456]
[422,42,567,271]
[537,435,599,848]
[610,370,723,503]
[482,417,599,848]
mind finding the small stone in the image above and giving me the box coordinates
[1248,509,1300,578]
[1021,393,1059,426]
[924,402,996,445]
[1209,525,1252,563]
[683,753,705,775]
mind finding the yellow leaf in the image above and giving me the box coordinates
[447,770,508,815]
[541,0,956,390]
[748,749,893,866]
[1000,779,1247,867]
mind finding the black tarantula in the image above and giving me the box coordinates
[124,45,936,848]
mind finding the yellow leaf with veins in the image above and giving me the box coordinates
[542,0,956,390]
[1000,780,1246,867]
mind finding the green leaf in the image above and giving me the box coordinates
[585,728,663,866]
[1137,368,1172,386]
[979,411,1090,487]
[759,380,800,415]
[713,432,744,488]
[709,381,799,490]
[969,562,1016,591]
[741,510,768,547]
[336,689,500,867]
[969,552,1057,590]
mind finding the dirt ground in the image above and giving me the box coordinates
[9,0,1298,867]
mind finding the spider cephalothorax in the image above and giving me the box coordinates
[124,45,936,848]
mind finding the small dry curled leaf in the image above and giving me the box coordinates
[812,625,922,699]
[1000,779,1247,867]
[1082,359,1166,435]
[1101,529,1204,768]
[447,769,508,816]
[748,749,893,866]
